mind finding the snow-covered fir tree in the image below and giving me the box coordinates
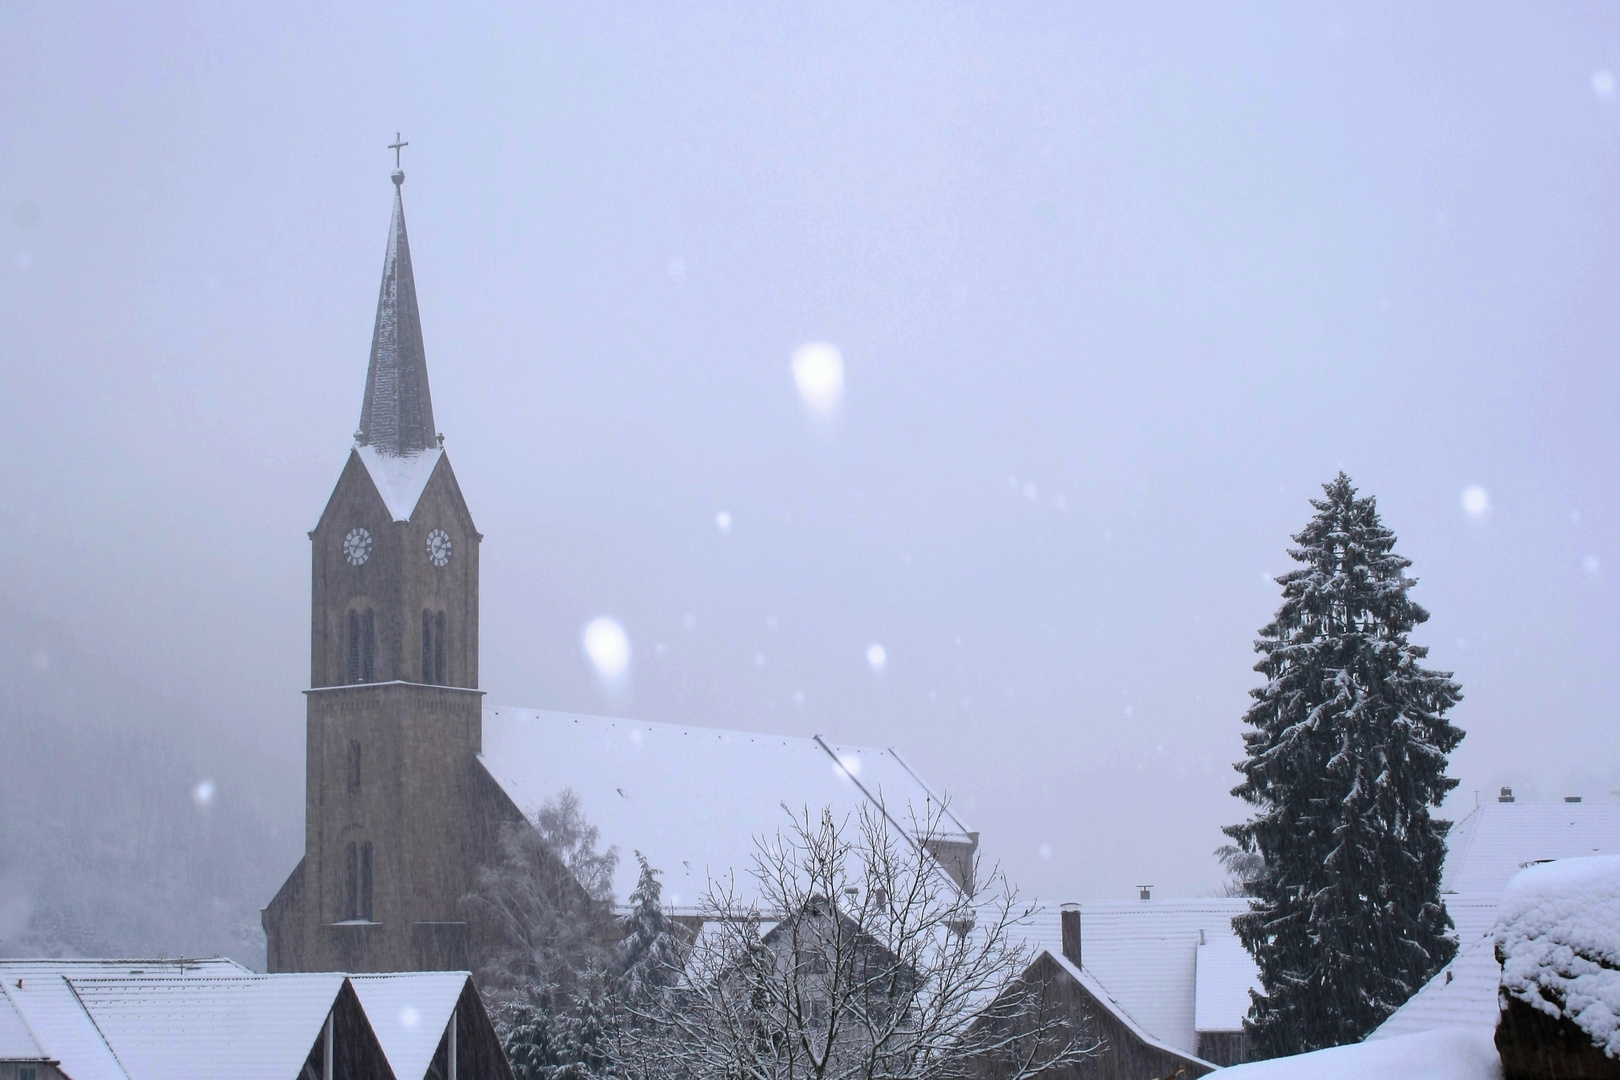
[1225,473,1464,1057]
[618,851,684,1007]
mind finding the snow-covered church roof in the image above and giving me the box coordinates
[478,708,974,914]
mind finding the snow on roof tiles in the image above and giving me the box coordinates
[479,708,970,912]
[1042,949,1211,1067]
[1021,899,1254,1054]
[1195,937,1259,1034]
[65,974,345,1080]
[350,971,469,1080]
[1367,933,1502,1042]
[355,444,443,522]
[0,983,47,1063]
[1443,801,1620,896]
[0,961,248,1080]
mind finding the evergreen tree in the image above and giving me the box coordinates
[1225,473,1464,1057]
[617,851,684,1007]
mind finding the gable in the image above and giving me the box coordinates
[357,444,443,523]
[477,708,973,915]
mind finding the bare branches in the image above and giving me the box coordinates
[626,800,1098,1080]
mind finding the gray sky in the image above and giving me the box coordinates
[2,2,1616,903]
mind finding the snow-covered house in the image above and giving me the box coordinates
[263,171,974,974]
[1022,897,1260,1067]
[1369,796,1620,1042]
[0,958,506,1079]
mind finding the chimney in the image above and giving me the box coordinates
[1059,903,1081,968]
[1566,796,1583,803]
[1499,787,1516,803]
[1138,885,1153,901]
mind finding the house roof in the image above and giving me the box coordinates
[1443,801,1620,896]
[1022,899,1255,1055]
[1194,937,1257,1034]
[0,960,249,1080]
[479,708,972,913]
[1040,950,1214,1070]
[1366,933,1502,1042]
[1366,805,1620,1044]
[0,985,47,1063]
[66,974,345,1080]
[0,962,482,1080]
[351,972,469,1080]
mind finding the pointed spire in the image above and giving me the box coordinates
[357,171,438,457]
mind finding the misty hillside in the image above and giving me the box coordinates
[0,598,299,967]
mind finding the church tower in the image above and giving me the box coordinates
[264,166,488,973]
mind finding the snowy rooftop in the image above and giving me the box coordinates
[351,972,468,1080]
[68,974,346,1080]
[0,961,475,1080]
[479,708,973,913]
[0,987,45,1063]
[0,959,251,1080]
[1368,933,1504,1042]
[1195,936,1258,1034]
[1022,898,1257,1054]
[1444,800,1620,897]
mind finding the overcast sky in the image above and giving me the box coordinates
[2,2,1617,902]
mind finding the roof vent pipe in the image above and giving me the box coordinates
[1059,903,1081,969]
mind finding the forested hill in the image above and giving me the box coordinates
[0,598,299,968]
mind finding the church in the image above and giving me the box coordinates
[261,167,977,974]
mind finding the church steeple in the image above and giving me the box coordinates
[356,170,437,457]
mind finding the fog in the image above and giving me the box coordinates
[1,2,1616,950]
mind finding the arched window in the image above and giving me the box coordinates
[361,840,374,921]
[362,608,376,682]
[422,609,433,683]
[345,841,359,921]
[434,610,446,685]
[347,610,361,684]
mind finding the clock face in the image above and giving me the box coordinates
[343,528,373,566]
[427,529,452,567]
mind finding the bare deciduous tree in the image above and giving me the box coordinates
[627,801,1099,1080]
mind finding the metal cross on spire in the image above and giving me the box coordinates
[388,133,409,169]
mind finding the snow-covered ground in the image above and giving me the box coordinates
[1217,1028,1502,1080]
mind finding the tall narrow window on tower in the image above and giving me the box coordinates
[345,841,359,921]
[347,740,362,794]
[348,610,361,684]
[361,841,374,921]
[362,608,376,682]
[422,609,433,683]
[435,610,446,685]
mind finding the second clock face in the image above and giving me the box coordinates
[427,529,452,567]
[343,528,373,566]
